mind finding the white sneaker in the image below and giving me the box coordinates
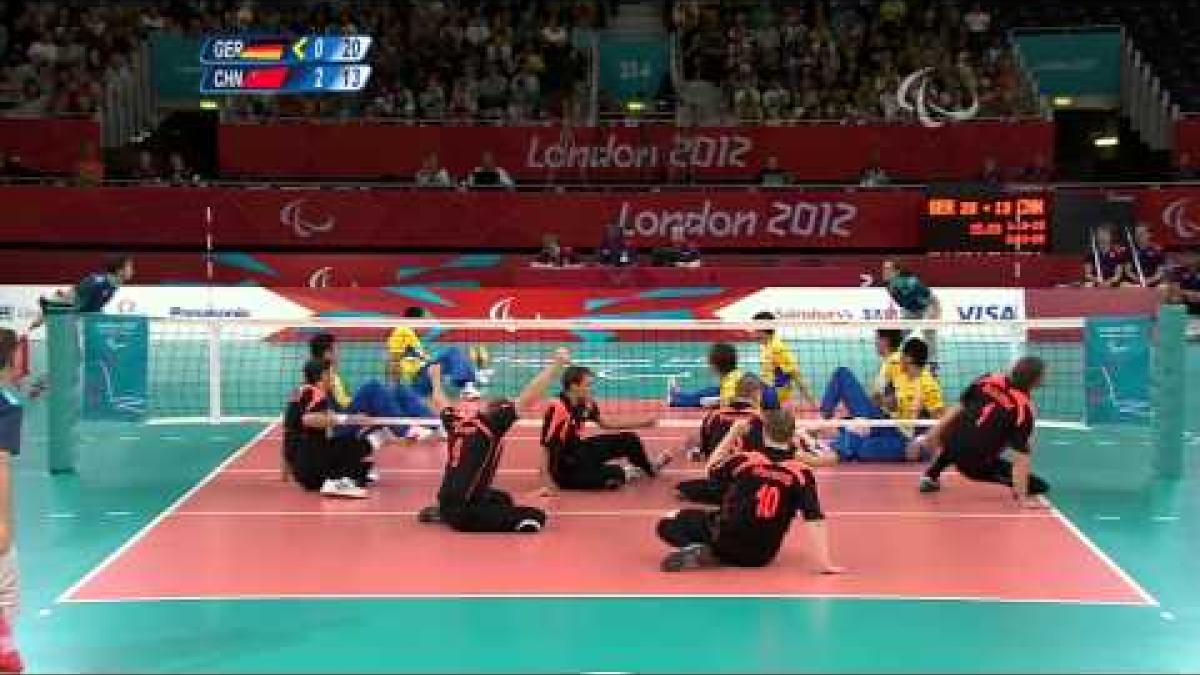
[320,477,369,499]
[699,396,721,409]
[366,468,380,485]
[460,382,483,400]
[405,426,434,442]
[476,369,494,386]
[364,429,389,451]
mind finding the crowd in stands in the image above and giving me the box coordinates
[673,0,1036,123]
[0,1,150,117]
[217,1,599,124]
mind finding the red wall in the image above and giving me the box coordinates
[0,117,100,173]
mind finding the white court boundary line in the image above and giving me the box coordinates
[58,590,1152,607]
[55,424,277,604]
[170,509,1056,520]
[1044,499,1159,607]
[218,468,924,477]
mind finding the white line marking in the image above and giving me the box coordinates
[159,435,185,442]
[55,424,276,604]
[1152,516,1179,522]
[37,609,51,618]
[104,511,134,517]
[219,467,924,478]
[58,591,1154,607]
[171,509,1055,520]
[1046,501,1158,606]
[47,513,76,519]
[1095,515,1122,521]
[1161,611,1176,621]
[118,436,140,442]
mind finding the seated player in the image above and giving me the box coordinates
[918,357,1050,507]
[387,306,492,400]
[1083,224,1128,288]
[669,342,780,410]
[656,410,842,574]
[1123,224,1166,288]
[416,348,572,533]
[751,311,817,410]
[819,337,944,462]
[540,365,672,492]
[1167,247,1200,318]
[676,373,769,505]
[282,359,381,499]
[309,332,430,443]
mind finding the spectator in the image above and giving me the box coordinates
[980,156,1003,186]
[132,149,160,182]
[1124,224,1166,288]
[509,62,541,121]
[654,224,701,268]
[415,153,453,187]
[963,3,992,53]
[1016,153,1053,183]
[166,152,197,186]
[1084,224,1129,288]
[477,64,509,119]
[75,140,104,187]
[467,151,515,188]
[532,234,579,268]
[598,222,635,267]
[448,75,479,120]
[757,155,793,186]
[1167,247,1200,317]
[859,151,890,187]
[418,73,447,119]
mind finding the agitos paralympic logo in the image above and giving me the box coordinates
[896,66,979,128]
[281,198,336,238]
[1162,198,1200,240]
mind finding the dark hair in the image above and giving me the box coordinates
[708,342,738,375]
[1009,356,1045,392]
[876,329,905,352]
[105,255,133,275]
[404,306,426,319]
[309,332,336,360]
[763,408,795,445]
[561,365,594,391]
[901,338,929,368]
[0,328,16,370]
[734,373,763,400]
[303,358,331,385]
[752,311,777,335]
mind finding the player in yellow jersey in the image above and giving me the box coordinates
[668,343,781,410]
[751,312,816,410]
[387,307,492,402]
[818,337,944,462]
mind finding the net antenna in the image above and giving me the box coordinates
[1123,225,1147,287]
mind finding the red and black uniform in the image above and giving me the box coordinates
[677,401,775,505]
[924,373,1048,494]
[658,452,823,567]
[282,384,372,491]
[1126,243,1166,285]
[541,393,655,490]
[437,402,546,532]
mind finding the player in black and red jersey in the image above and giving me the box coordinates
[676,373,771,505]
[539,365,672,492]
[917,356,1049,507]
[417,348,570,533]
[657,409,842,573]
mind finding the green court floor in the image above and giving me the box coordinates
[8,344,1199,673]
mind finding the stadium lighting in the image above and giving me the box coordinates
[1052,96,1074,107]
[1093,135,1119,148]
[199,100,220,110]
[625,100,646,113]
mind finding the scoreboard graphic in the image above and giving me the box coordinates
[200,36,371,94]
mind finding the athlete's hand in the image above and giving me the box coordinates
[729,418,752,437]
[552,348,571,365]
[528,486,557,500]
[1019,498,1050,510]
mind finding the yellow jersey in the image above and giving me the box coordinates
[718,368,745,403]
[760,334,800,402]
[874,350,903,395]
[331,371,351,409]
[386,327,427,382]
[887,366,944,434]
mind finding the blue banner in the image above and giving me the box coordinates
[1084,315,1154,425]
[1013,28,1122,98]
[82,315,148,420]
[598,38,668,103]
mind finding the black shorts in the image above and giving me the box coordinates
[289,435,372,491]
[656,509,783,568]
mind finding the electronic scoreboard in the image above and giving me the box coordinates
[200,36,371,94]
[922,190,1051,253]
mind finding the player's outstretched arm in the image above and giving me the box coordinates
[795,430,839,468]
[923,405,961,453]
[514,348,571,412]
[1011,451,1045,509]
[426,363,451,412]
[596,411,658,430]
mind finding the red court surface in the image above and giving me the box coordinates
[63,426,1154,605]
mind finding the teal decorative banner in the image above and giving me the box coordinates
[1084,315,1154,425]
[82,315,148,420]
[1013,28,1122,98]
[598,38,668,103]
[151,35,204,104]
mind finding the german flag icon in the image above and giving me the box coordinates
[240,42,286,61]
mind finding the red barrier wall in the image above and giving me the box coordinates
[219,121,1054,181]
[0,186,925,250]
[1175,116,1200,166]
[0,117,100,173]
